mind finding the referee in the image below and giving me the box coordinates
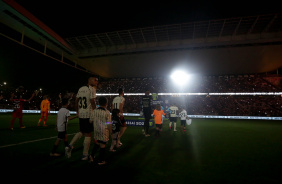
[141,90,152,137]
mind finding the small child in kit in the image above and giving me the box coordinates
[109,108,122,152]
[50,98,78,157]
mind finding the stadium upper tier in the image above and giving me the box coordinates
[98,74,281,93]
[1,0,282,78]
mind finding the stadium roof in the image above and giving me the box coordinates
[1,0,282,79]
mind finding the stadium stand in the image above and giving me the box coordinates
[1,74,281,117]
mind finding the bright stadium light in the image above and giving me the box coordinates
[170,70,189,86]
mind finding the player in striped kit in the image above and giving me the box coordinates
[66,76,98,160]
[111,88,126,146]
[90,96,112,165]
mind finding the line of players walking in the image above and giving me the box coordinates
[141,90,190,138]
[8,77,190,165]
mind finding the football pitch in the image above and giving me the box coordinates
[1,113,282,183]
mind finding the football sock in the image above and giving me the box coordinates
[169,122,172,129]
[10,118,15,128]
[19,118,23,127]
[83,137,91,155]
[69,132,82,146]
[174,122,177,130]
[64,141,69,147]
[110,136,117,150]
[91,143,99,158]
[99,147,106,162]
[51,144,59,153]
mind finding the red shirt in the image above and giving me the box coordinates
[11,99,26,111]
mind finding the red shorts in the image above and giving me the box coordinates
[12,110,23,118]
[41,111,49,117]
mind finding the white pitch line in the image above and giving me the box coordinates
[0,133,76,149]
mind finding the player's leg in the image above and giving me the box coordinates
[183,121,186,132]
[169,116,173,130]
[69,118,84,149]
[173,118,177,131]
[142,112,146,135]
[19,117,25,128]
[69,131,82,149]
[98,142,107,165]
[155,124,160,137]
[109,132,118,152]
[64,133,72,158]
[144,116,150,136]
[160,115,164,131]
[90,142,100,162]
[81,133,92,160]
[43,111,48,126]
[117,117,127,145]
[50,133,62,157]
[169,120,172,130]
[38,111,44,126]
[81,119,93,160]
[10,117,16,130]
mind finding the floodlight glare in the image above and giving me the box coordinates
[170,70,189,86]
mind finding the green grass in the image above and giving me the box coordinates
[1,113,282,183]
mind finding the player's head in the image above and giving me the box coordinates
[18,86,24,91]
[118,88,124,96]
[112,108,120,117]
[98,96,108,107]
[88,76,98,87]
[62,98,69,106]
[156,103,161,110]
[145,90,150,95]
[17,86,25,98]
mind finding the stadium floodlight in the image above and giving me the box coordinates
[170,70,189,86]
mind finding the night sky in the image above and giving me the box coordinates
[14,0,282,38]
[1,0,281,93]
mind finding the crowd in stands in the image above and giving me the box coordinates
[0,74,281,117]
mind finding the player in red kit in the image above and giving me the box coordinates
[10,90,35,130]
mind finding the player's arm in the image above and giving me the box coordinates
[90,87,96,110]
[119,101,124,114]
[75,97,79,116]
[55,115,58,131]
[40,100,44,111]
[186,112,189,120]
[91,98,96,110]
[109,122,113,137]
[111,100,114,111]
[10,93,15,101]
[68,114,78,121]
[48,102,51,114]
[107,112,112,136]
[27,92,35,102]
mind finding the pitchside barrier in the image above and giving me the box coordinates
[126,118,154,127]
[0,109,281,121]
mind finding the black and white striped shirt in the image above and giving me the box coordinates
[91,107,111,142]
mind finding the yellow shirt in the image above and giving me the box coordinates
[41,99,50,112]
